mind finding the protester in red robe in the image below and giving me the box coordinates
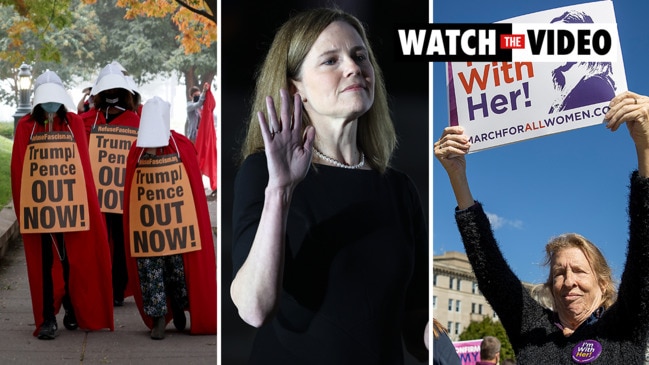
[79,62,140,306]
[11,70,114,339]
[122,96,217,338]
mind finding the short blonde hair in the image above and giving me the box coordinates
[239,7,396,173]
[542,233,617,309]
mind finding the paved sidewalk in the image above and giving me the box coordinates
[0,197,218,365]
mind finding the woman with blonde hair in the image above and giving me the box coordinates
[435,90,649,364]
[230,7,428,364]
[238,8,395,171]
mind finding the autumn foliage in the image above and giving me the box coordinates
[85,0,216,54]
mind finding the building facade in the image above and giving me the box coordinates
[433,251,538,341]
[433,251,497,341]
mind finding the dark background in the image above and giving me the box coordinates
[220,1,430,363]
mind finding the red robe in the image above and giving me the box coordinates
[79,108,140,144]
[195,88,217,191]
[122,131,217,334]
[11,112,114,335]
[80,108,140,300]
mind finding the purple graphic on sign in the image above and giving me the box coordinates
[548,11,616,113]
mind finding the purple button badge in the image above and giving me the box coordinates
[571,340,602,363]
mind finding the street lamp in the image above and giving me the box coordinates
[13,63,32,133]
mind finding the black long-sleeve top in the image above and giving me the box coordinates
[232,153,429,364]
[455,171,649,364]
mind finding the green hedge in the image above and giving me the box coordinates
[0,122,14,140]
[0,134,12,208]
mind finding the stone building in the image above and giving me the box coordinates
[433,251,536,341]
[433,251,496,341]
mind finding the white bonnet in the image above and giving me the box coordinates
[31,70,76,112]
[91,62,134,96]
[137,96,171,148]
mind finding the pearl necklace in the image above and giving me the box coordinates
[313,147,365,169]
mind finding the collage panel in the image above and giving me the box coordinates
[220,0,431,364]
[0,0,217,363]
[433,1,649,364]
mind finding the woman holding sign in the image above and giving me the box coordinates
[434,91,649,363]
[229,8,429,363]
[122,97,216,339]
[10,70,113,339]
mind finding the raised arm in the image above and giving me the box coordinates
[434,126,474,209]
[230,89,315,327]
[434,125,546,339]
[603,91,649,332]
[77,87,90,114]
[186,84,209,112]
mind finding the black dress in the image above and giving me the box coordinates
[232,152,429,364]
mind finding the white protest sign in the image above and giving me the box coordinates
[446,1,627,153]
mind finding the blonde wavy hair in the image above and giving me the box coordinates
[542,233,617,310]
[238,7,396,173]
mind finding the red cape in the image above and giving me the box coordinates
[11,112,114,335]
[195,88,217,191]
[80,108,140,300]
[79,108,140,142]
[122,131,217,334]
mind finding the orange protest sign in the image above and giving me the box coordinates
[128,154,202,257]
[88,125,138,213]
[20,132,90,233]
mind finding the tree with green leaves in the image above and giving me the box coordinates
[0,0,215,108]
[459,316,516,362]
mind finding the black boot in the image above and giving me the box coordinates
[150,316,166,340]
[63,307,78,330]
[37,319,58,340]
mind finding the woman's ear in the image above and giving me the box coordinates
[289,80,306,103]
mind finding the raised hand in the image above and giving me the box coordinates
[606,91,649,177]
[606,91,649,151]
[434,126,475,209]
[258,89,316,190]
[434,126,471,175]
